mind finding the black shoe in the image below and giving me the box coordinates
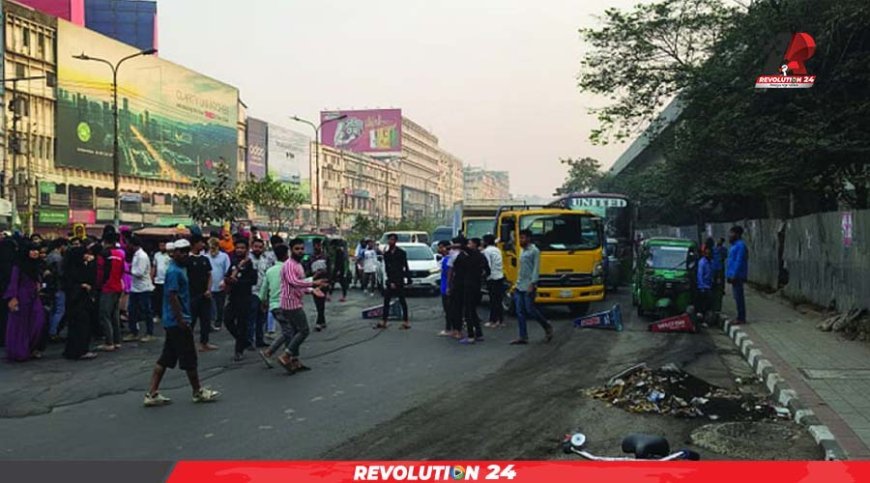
[233,353,244,362]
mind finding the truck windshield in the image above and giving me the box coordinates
[647,246,689,269]
[519,214,601,251]
[464,219,493,239]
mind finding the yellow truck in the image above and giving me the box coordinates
[496,205,606,316]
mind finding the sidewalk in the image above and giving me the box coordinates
[723,287,870,459]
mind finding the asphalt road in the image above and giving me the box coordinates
[0,287,819,460]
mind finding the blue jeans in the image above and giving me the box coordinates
[732,280,746,322]
[248,295,267,346]
[514,290,552,340]
[49,290,66,336]
[128,291,154,336]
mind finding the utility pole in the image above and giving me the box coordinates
[290,114,347,231]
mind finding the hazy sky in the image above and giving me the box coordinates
[159,0,640,197]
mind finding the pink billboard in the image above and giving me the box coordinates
[320,109,402,155]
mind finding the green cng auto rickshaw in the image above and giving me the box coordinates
[632,237,698,318]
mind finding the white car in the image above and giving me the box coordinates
[377,242,442,295]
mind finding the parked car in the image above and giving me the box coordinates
[376,242,441,295]
[378,231,429,250]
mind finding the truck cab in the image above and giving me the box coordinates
[496,206,606,316]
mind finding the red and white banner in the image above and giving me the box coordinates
[166,461,870,483]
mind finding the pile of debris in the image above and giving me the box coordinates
[586,363,787,422]
[818,309,870,342]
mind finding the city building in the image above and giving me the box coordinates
[314,144,400,229]
[399,116,442,219]
[463,166,511,201]
[3,1,242,232]
[439,149,464,207]
[15,0,157,51]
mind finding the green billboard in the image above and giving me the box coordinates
[55,20,239,182]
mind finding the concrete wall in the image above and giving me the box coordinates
[642,210,870,312]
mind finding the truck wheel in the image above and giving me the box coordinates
[569,303,589,317]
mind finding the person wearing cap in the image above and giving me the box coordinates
[144,239,221,407]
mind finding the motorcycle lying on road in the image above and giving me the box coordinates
[561,432,701,462]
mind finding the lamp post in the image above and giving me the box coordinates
[73,48,157,228]
[290,114,347,230]
[3,73,57,230]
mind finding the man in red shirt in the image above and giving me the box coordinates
[97,231,126,351]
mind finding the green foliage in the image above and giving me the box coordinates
[585,0,870,223]
[579,0,738,144]
[178,162,246,227]
[554,157,605,196]
[240,174,306,232]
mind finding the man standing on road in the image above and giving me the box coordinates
[188,234,218,352]
[125,236,155,343]
[482,234,506,329]
[456,238,488,344]
[437,240,453,337]
[225,238,257,361]
[248,238,272,348]
[151,241,170,325]
[97,232,125,351]
[144,239,220,407]
[206,238,230,332]
[511,229,553,345]
[696,242,714,322]
[273,238,327,372]
[726,226,749,325]
[377,233,411,330]
[362,240,379,296]
[310,239,330,331]
[446,236,467,339]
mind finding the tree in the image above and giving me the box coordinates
[178,161,246,227]
[553,157,605,196]
[579,0,739,144]
[241,174,306,233]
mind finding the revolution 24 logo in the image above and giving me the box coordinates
[755,32,816,89]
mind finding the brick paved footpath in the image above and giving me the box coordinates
[723,286,870,459]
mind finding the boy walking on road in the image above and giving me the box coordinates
[144,240,220,407]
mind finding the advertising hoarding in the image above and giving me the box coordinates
[246,117,267,179]
[320,109,402,155]
[267,123,310,202]
[55,20,239,182]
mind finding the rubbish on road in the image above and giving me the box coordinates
[586,364,779,421]
[647,390,666,403]
[774,407,791,419]
[649,313,698,333]
[660,362,681,372]
[573,304,623,331]
[361,300,403,320]
[607,362,647,387]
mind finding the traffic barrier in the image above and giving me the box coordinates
[573,304,623,331]
[362,300,403,320]
[649,313,698,333]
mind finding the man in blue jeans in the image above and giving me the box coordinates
[726,225,749,324]
[510,229,553,345]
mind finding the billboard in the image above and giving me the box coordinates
[55,20,239,182]
[246,117,267,179]
[320,109,402,155]
[267,123,311,202]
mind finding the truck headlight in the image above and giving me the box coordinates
[592,262,604,277]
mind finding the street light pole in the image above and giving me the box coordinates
[290,114,346,230]
[73,48,157,228]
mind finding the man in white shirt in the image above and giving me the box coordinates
[126,236,156,342]
[362,240,379,296]
[482,234,506,329]
[151,241,171,324]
